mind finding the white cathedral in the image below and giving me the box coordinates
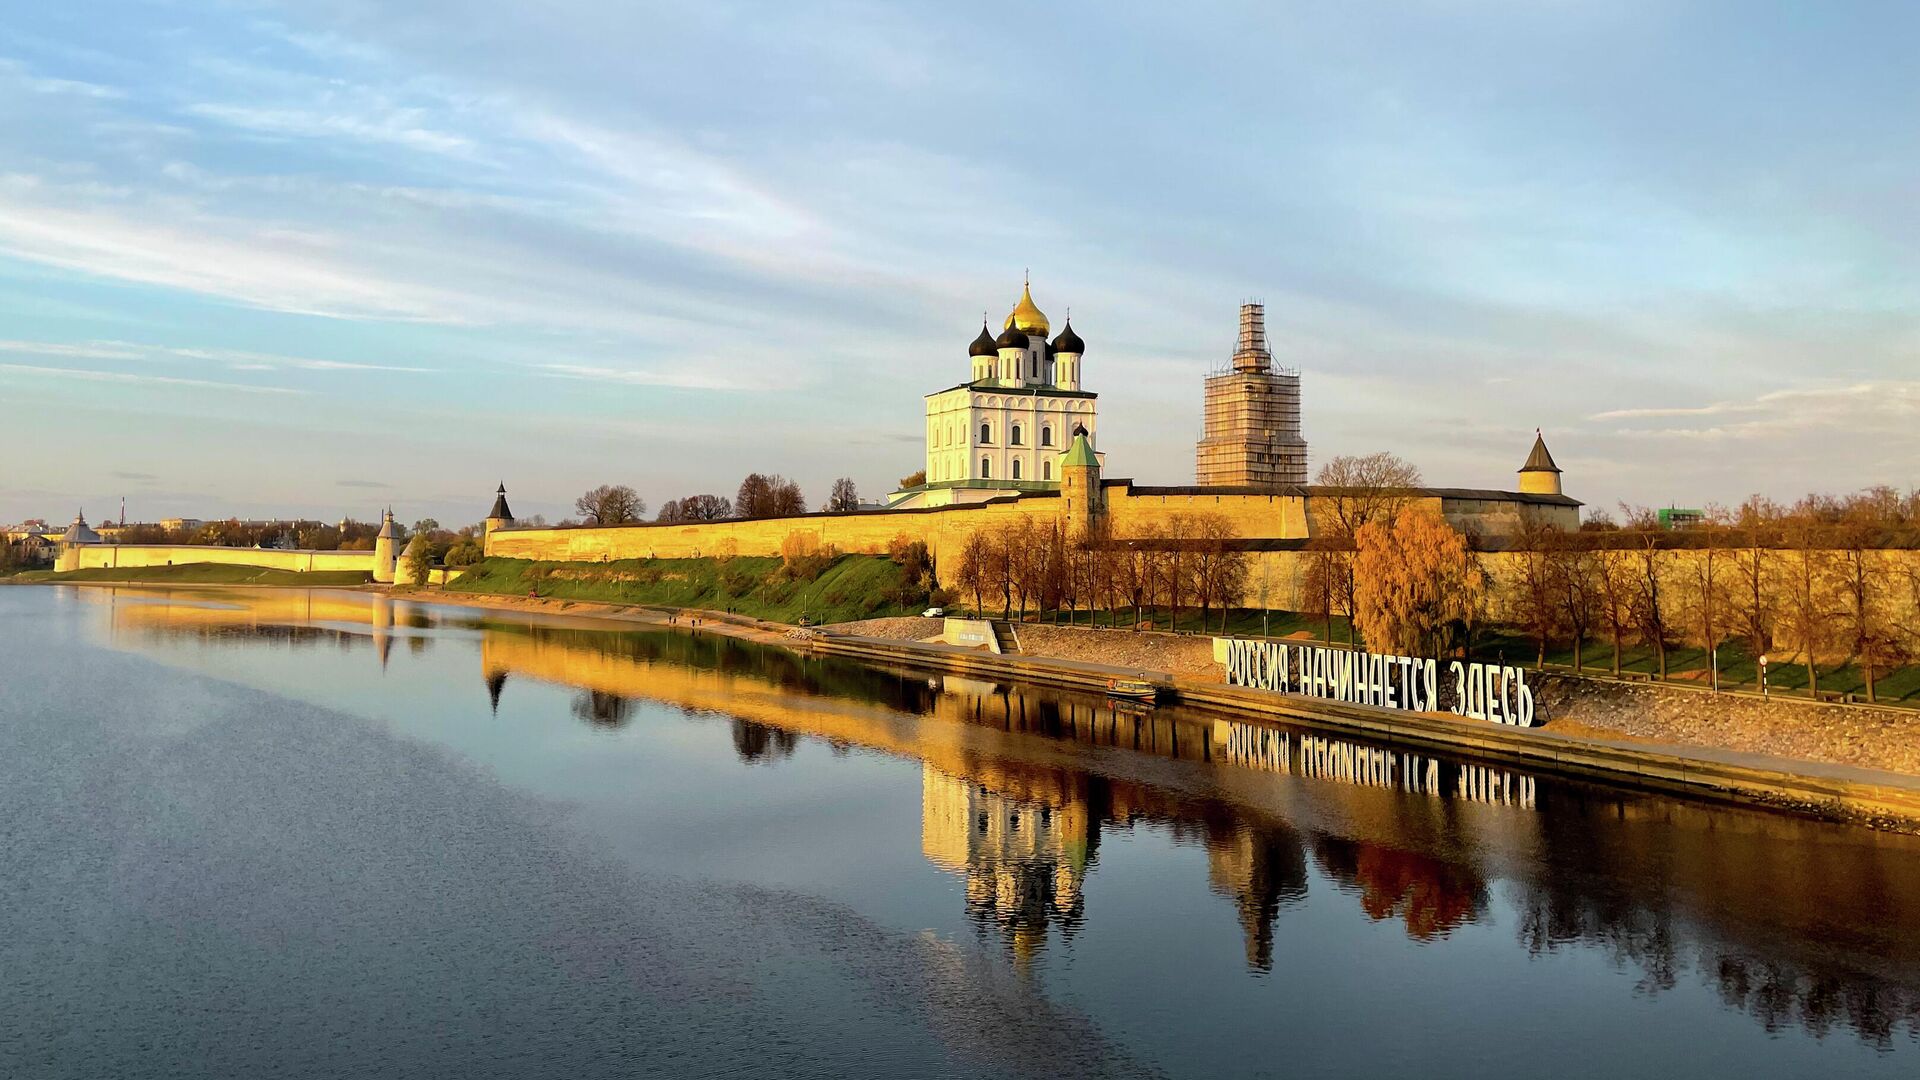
[888,278,1102,509]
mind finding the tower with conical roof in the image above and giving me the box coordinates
[1517,430,1563,496]
[484,482,514,542]
[55,510,102,572]
[372,508,399,584]
[1196,303,1307,486]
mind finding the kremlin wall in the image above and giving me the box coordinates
[44,284,1588,611]
[482,282,1580,602]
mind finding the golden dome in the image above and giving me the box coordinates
[1002,279,1049,336]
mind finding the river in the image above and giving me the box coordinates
[2,585,1916,1078]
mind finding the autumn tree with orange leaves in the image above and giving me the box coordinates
[1351,508,1486,656]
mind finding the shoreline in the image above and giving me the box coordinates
[404,586,1920,830]
[24,578,1920,830]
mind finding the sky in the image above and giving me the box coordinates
[1,1,1915,527]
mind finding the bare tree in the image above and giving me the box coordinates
[1161,513,1196,632]
[1619,505,1671,680]
[826,477,860,513]
[1314,452,1424,536]
[1594,547,1634,677]
[576,484,645,525]
[1547,535,1598,673]
[736,474,806,518]
[1301,540,1344,645]
[1835,492,1901,702]
[658,494,731,522]
[1513,516,1564,669]
[1777,499,1834,698]
[1730,495,1780,670]
[1684,506,1731,690]
[954,530,991,614]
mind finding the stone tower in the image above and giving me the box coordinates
[373,508,399,584]
[484,482,514,541]
[1517,431,1563,496]
[1059,432,1104,537]
[1195,303,1307,486]
[56,510,101,573]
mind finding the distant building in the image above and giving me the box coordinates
[1195,304,1307,486]
[1658,507,1706,530]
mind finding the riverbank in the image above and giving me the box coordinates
[392,587,1920,828]
[21,578,1920,828]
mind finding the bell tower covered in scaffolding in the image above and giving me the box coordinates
[1195,303,1307,486]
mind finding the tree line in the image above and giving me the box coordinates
[1503,491,1920,702]
[570,474,865,527]
[950,513,1251,631]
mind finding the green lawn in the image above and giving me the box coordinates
[7,564,372,586]
[446,555,923,625]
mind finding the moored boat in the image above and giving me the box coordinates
[1105,677,1160,702]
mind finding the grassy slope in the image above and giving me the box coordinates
[446,555,917,624]
[8,564,371,586]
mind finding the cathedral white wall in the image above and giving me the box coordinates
[921,331,1097,489]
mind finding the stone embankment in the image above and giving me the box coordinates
[826,617,1920,777]
[1536,679,1920,776]
[364,589,1920,825]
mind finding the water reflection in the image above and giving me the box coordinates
[922,766,1093,967]
[89,587,1920,1049]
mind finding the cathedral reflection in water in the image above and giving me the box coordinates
[88,586,1920,1046]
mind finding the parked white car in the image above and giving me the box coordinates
[922,607,945,618]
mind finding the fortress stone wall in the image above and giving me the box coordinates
[484,479,1578,585]
[59,542,386,577]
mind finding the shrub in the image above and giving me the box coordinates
[445,540,484,567]
[779,531,835,581]
[721,563,760,597]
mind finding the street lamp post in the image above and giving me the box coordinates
[1759,654,1769,699]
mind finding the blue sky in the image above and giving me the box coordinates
[2,1,1915,526]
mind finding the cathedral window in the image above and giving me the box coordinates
[981,457,991,479]
[1042,460,1051,480]
[1010,424,1023,446]
[1012,459,1022,480]
[1041,425,1052,447]
[979,422,991,444]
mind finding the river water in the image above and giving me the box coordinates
[2,586,1916,1079]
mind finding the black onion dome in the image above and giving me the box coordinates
[1050,320,1084,355]
[995,323,1029,350]
[969,322,998,357]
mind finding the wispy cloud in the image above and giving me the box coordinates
[0,339,146,361]
[0,58,123,99]
[536,361,792,392]
[0,338,432,373]
[336,479,391,488]
[0,189,474,322]
[0,363,302,395]
[111,470,158,481]
[185,102,481,160]
[1597,382,1920,440]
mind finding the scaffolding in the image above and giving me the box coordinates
[1195,303,1308,486]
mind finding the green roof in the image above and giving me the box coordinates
[1061,433,1098,468]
